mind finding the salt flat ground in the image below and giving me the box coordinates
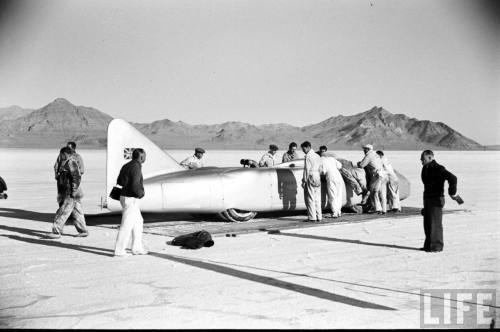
[0,149,498,328]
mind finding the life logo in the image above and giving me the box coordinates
[123,148,139,160]
[420,289,497,328]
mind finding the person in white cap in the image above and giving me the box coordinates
[357,144,387,214]
[181,148,205,169]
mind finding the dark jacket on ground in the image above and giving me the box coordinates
[117,160,144,198]
[421,160,457,198]
[57,157,82,199]
[171,230,214,249]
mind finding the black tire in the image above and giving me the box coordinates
[218,209,257,222]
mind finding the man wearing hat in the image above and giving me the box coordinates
[181,148,205,169]
[357,144,387,214]
[259,144,279,167]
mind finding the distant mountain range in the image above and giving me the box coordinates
[0,98,487,150]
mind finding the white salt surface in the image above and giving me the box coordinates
[0,149,499,328]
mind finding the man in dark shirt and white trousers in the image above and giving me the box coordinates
[114,148,148,256]
[420,150,459,253]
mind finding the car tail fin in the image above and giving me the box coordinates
[106,119,183,200]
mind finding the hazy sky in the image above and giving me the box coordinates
[0,0,499,144]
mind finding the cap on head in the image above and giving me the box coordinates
[195,147,205,154]
[362,144,373,150]
[269,144,278,151]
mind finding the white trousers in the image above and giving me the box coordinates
[304,181,322,221]
[369,174,387,213]
[387,178,401,211]
[114,196,145,254]
[326,175,343,217]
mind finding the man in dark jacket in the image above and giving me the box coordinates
[49,147,88,238]
[114,148,148,256]
[420,150,459,252]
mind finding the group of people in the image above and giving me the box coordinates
[357,144,401,215]
[256,142,459,252]
[47,141,459,255]
[253,142,400,220]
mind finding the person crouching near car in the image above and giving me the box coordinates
[321,152,343,218]
[48,147,88,238]
[357,144,387,214]
[301,141,323,222]
[114,148,148,256]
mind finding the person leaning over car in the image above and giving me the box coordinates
[180,148,205,169]
[259,144,279,167]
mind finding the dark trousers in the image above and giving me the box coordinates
[423,196,444,251]
[53,196,87,235]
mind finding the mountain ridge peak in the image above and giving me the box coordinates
[0,98,485,150]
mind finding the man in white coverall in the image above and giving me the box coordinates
[321,154,344,218]
[357,144,387,214]
[301,141,323,222]
[376,150,401,212]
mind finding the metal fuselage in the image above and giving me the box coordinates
[112,160,410,213]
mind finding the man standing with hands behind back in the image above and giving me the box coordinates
[114,148,148,256]
[420,150,461,253]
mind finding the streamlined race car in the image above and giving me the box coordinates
[105,119,410,222]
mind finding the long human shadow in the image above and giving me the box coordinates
[0,234,114,257]
[148,252,395,311]
[200,259,500,310]
[0,224,114,257]
[275,232,420,251]
[0,207,54,223]
[0,223,93,239]
[0,224,395,310]
[0,224,52,238]
[0,233,114,257]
